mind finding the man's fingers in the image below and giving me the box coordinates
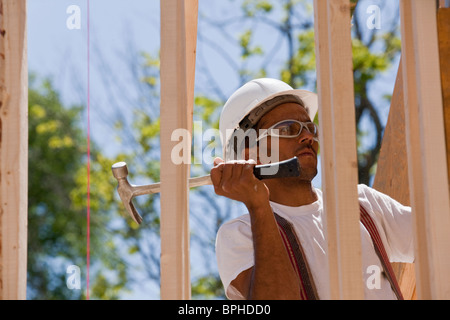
[221,161,234,189]
[211,157,225,187]
[213,157,224,166]
[210,162,224,186]
[240,160,256,182]
[211,159,259,196]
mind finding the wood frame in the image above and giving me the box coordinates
[400,0,450,299]
[159,0,198,300]
[313,0,364,300]
[154,0,450,301]
[372,61,417,300]
[1,0,449,301]
[0,0,28,300]
[438,8,450,188]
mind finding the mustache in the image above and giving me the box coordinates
[296,143,317,156]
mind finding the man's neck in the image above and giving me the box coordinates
[266,178,318,207]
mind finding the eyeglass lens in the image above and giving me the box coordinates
[273,121,317,137]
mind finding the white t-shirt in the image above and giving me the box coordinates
[215,184,414,300]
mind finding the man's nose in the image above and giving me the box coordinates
[298,130,315,145]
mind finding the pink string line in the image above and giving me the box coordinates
[86,0,91,300]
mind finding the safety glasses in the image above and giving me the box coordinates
[256,119,318,142]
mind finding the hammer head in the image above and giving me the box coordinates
[112,162,143,225]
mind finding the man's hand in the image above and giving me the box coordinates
[212,157,302,299]
[210,157,270,211]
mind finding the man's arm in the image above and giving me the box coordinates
[211,158,300,299]
[247,201,301,299]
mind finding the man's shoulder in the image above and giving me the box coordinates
[357,184,381,201]
[357,183,372,194]
[216,213,253,245]
[357,183,396,200]
[357,183,411,212]
[218,213,251,232]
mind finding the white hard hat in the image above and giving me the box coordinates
[219,78,318,160]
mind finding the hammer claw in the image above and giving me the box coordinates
[124,200,143,225]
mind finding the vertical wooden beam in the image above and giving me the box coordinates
[437,8,450,187]
[0,0,28,300]
[314,0,364,300]
[400,0,450,299]
[372,61,417,300]
[313,0,339,299]
[185,0,198,134]
[373,62,409,207]
[160,0,197,300]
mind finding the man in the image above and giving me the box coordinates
[211,78,414,300]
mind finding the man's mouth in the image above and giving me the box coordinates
[297,149,316,158]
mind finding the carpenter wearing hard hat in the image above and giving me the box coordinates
[211,78,413,300]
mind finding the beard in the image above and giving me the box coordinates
[272,165,318,189]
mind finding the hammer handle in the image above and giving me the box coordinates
[132,175,212,195]
[140,157,300,193]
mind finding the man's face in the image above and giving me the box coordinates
[255,102,319,182]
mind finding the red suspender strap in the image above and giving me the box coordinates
[274,205,404,300]
[359,204,404,300]
[274,213,319,300]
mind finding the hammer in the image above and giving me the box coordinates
[112,157,301,225]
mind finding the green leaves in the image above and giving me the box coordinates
[281,29,316,88]
[242,0,273,17]
[191,275,225,299]
[28,76,130,300]
[133,110,160,153]
[239,29,264,60]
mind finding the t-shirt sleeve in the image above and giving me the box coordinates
[215,216,254,300]
[358,184,414,263]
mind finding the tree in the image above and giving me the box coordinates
[27,74,132,299]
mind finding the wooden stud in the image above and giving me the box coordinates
[373,62,409,208]
[0,0,28,300]
[400,0,450,299]
[185,0,198,134]
[372,61,417,300]
[313,0,339,299]
[437,8,450,188]
[159,0,197,300]
[314,0,364,300]
[375,7,450,298]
